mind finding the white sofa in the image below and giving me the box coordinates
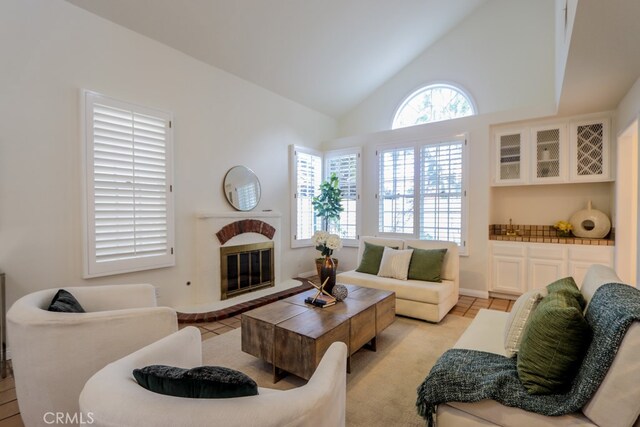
[80,327,348,427]
[438,265,640,427]
[337,236,459,322]
[7,284,178,427]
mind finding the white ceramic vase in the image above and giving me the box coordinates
[569,201,611,239]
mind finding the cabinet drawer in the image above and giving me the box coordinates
[528,244,565,260]
[491,242,526,257]
[568,246,614,263]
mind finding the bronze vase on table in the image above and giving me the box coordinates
[320,255,336,294]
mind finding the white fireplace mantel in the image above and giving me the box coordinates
[196,210,282,220]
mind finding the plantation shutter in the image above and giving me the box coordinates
[378,146,415,234]
[84,91,174,277]
[419,140,464,245]
[325,149,360,241]
[293,148,322,242]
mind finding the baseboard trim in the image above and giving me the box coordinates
[298,270,317,278]
[459,288,489,299]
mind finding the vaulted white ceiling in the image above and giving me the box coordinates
[559,0,640,116]
[64,0,487,118]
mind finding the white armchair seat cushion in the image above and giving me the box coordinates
[80,327,348,427]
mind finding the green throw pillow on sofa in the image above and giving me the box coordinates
[407,247,447,282]
[517,290,592,394]
[546,276,586,310]
[356,242,397,275]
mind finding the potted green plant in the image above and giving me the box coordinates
[312,173,343,232]
[312,173,344,287]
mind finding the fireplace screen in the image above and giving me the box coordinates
[220,241,274,300]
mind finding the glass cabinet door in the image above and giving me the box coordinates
[495,130,526,184]
[531,125,566,183]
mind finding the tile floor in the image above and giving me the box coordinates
[0,296,513,426]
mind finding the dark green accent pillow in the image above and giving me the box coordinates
[517,291,592,394]
[407,247,447,282]
[47,289,85,313]
[546,276,586,310]
[133,365,258,399]
[355,242,398,275]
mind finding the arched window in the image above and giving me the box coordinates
[392,83,476,129]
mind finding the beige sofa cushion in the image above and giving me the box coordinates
[503,289,546,357]
[336,270,454,304]
[445,400,596,427]
[377,247,413,280]
[453,309,508,356]
[582,321,640,427]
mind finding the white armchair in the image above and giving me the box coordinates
[7,284,178,427]
[80,327,348,427]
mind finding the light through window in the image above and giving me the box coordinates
[326,149,360,241]
[392,84,475,129]
[377,136,467,253]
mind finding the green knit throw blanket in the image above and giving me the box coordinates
[416,283,640,426]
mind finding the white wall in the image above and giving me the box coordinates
[615,76,640,284]
[0,0,336,308]
[337,0,556,138]
[326,0,557,294]
[490,183,614,224]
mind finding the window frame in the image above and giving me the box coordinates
[324,147,362,247]
[290,145,362,248]
[82,90,175,278]
[289,145,323,248]
[392,82,477,130]
[376,134,469,255]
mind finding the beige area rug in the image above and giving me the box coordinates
[201,314,472,427]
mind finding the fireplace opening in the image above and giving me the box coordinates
[220,241,274,300]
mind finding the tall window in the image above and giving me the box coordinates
[325,148,361,244]
[378,147,415,234]
[392,83,476,129]
[290,145,361,247]
[377,136,467,254]
[291,146,323,245]
[83,91,175,277]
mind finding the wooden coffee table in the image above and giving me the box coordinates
[241,284,395,382]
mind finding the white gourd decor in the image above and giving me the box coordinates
[569,200,611,239]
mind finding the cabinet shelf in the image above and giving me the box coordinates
[537,158,559,163]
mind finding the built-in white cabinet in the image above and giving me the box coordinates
[492,116,612,186]
[495,129,527,185]
[569,118,611,182]
[530,124,567,184]
[489,241,614,296]
[491,243,527,294]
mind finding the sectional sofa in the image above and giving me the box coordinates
[337,236,459,323]
[437,264,640,426]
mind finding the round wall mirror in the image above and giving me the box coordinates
[223,166,261,211]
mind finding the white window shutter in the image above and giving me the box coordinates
[325,148,361,243]
[84,91,175,277]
